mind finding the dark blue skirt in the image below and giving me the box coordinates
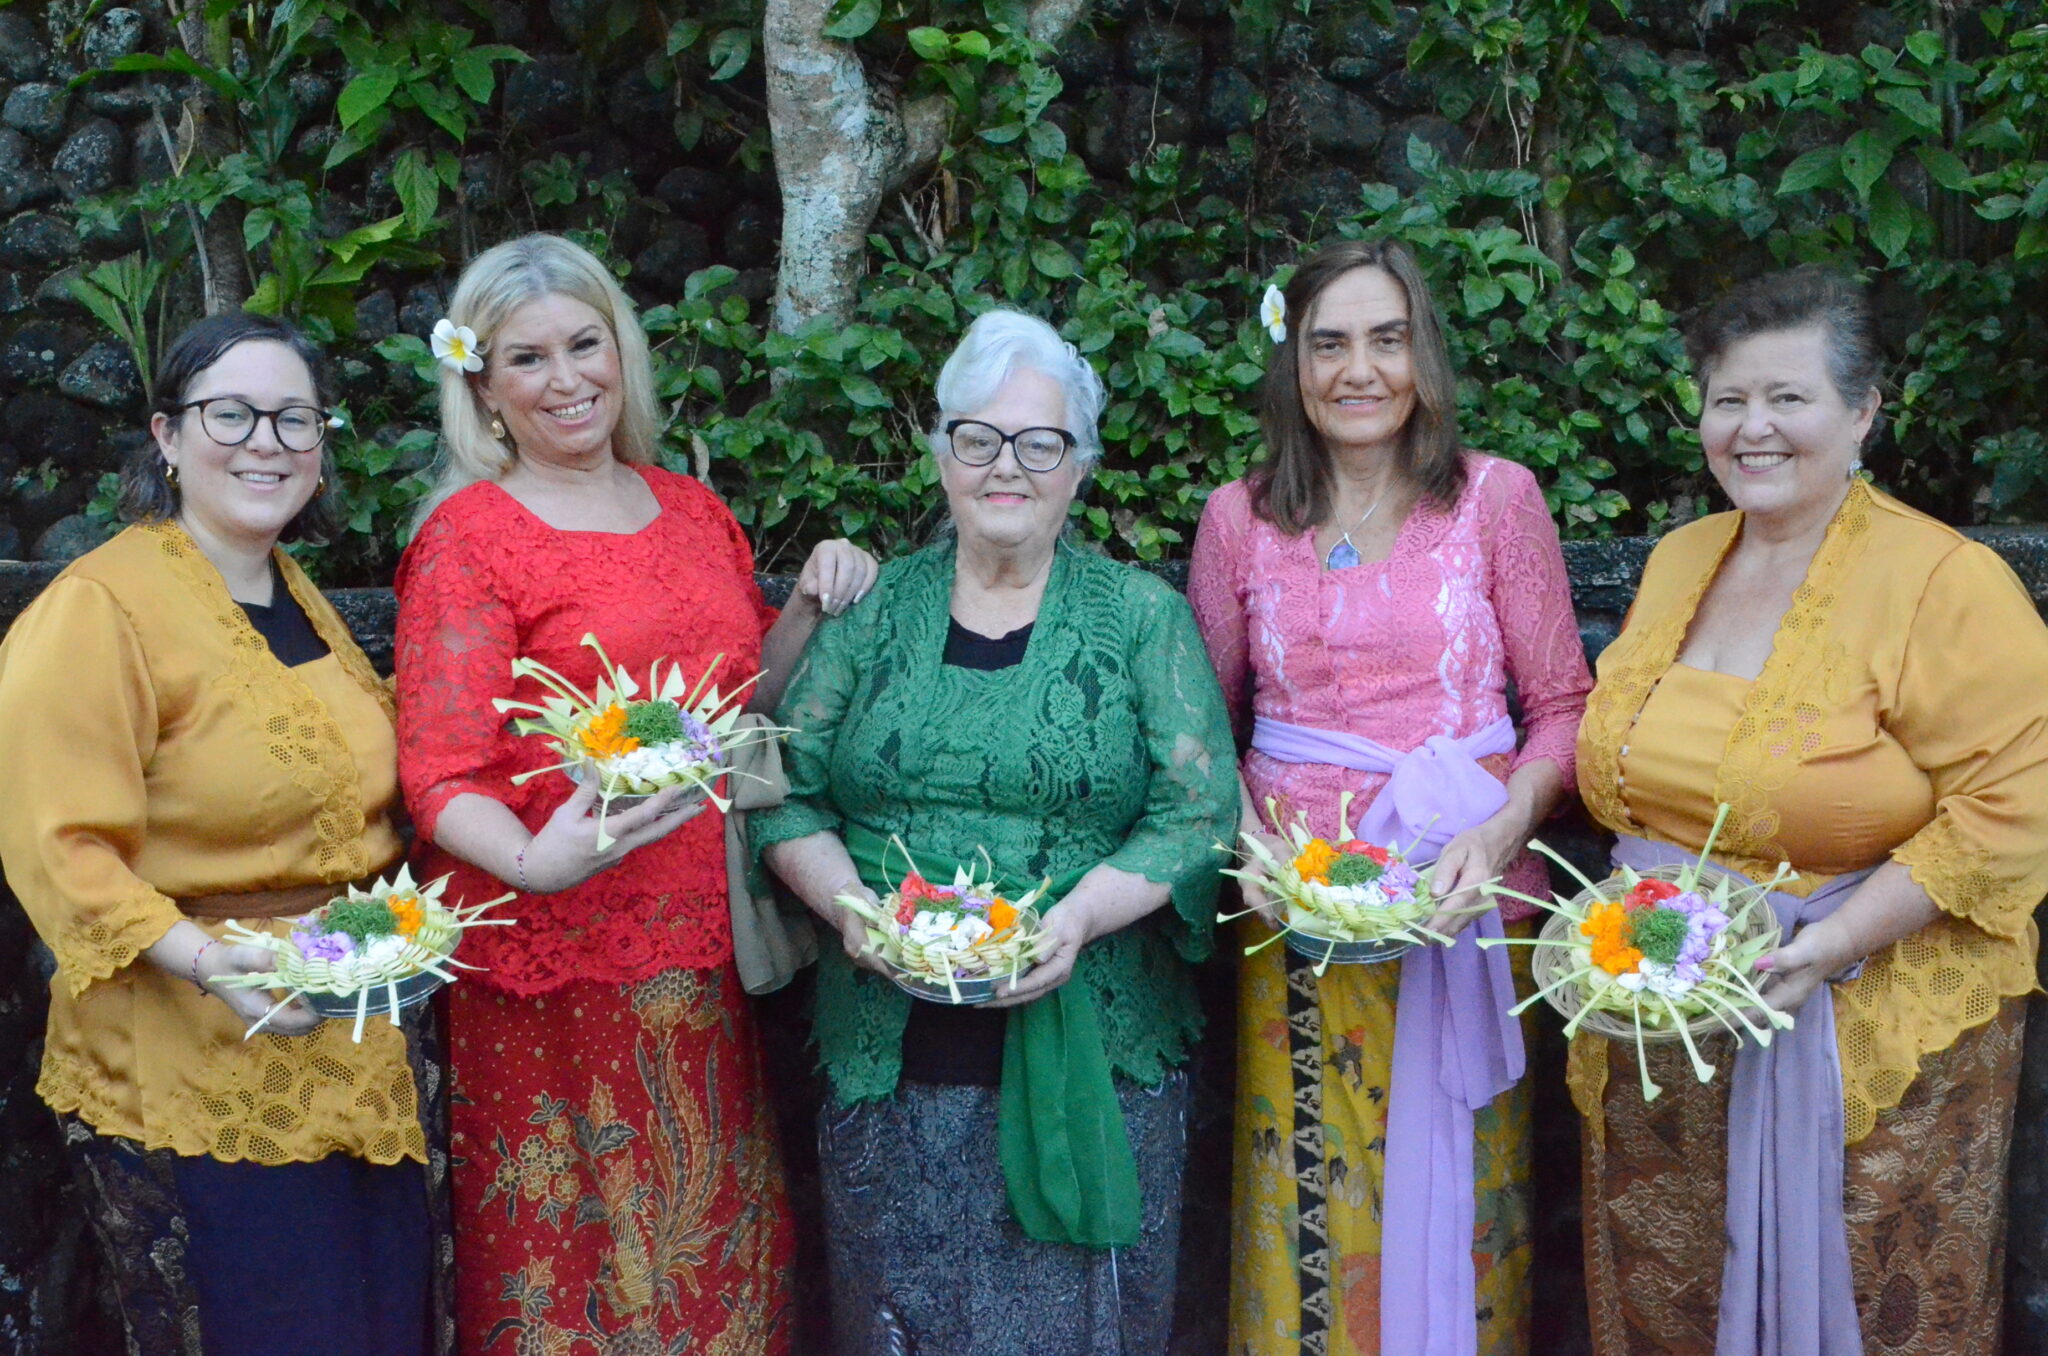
[64,1119,435,1356]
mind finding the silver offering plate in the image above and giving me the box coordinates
[887,969,1029,1006]
[1282,929,1414,966]
[301,968,444,1021]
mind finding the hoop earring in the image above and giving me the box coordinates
[164,461,178,485]
[489,416,507,441]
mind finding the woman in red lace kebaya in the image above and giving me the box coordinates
[1188,239,1590,1356]
[392,234,875,1355]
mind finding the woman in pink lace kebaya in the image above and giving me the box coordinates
[393,235,874,1355]
[1188,240,1590,1356]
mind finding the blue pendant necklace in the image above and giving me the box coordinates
[1323,494,1383,570]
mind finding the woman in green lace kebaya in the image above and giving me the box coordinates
[754,310,1238,1354]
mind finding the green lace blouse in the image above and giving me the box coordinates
[752,538,1239,1105]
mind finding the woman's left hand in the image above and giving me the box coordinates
[1753,917,1854,1016]
[982,901,1094,1008]
[1424,818,1519,937]
[794,540,879,618]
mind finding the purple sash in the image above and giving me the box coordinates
[1252,715,1526,1356]
[1612,836,1870,1356]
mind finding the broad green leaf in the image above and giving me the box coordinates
[392,149,440,232]
[907,26,952,60]
[1916,146,1971,191]
[840,374,891,408]
[450,48,497,104]
[1875,87,1940,133]
[667,19,703,55]
[1867,180,1912,260]
[2017,219,2048,262]
[1776,147,1843,195]
[1030,239,1077,278]
[707,29,752,81]
[1462,275,1505,313]
[953,30,992,58]
[337,71,400,129]
[1840,128,1894,200]
[823,0,881,42]
[1904,30,1945,65]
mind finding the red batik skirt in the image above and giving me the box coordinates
[449,966,794,1355]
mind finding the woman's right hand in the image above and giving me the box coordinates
[203,943,324,1035]
[517,779,707,893]
[1240,830,1289,928]
[832,885,891,976]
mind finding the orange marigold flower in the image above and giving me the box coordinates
[1294,838,1338,885]
[987,898,1018,931]
[576,704,640,760]
[1580,899,1643,975]
[389,895,424,939]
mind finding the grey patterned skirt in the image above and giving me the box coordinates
[819,1071,1190,1356]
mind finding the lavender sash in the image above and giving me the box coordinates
[1612,836,1871,1356]
[1252,714,1526,1356]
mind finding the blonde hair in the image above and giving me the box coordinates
[415,233,663,524]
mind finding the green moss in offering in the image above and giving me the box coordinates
[321,898,400,945]
[1628,906,1689,966]
[624,698,686,746]
[1327,853,1386,888]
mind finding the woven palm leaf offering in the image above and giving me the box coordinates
[1219,795,1489,975]
[492,633,785,849]
[214,866,516,1043]
[832,843,1055,1005]
[1477,804,1793,1101]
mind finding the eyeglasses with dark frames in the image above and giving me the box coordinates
[175,398,331,453]
[944,420,1077,473]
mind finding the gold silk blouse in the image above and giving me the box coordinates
[1577,481,2048,1142]
[0,524,423,1164]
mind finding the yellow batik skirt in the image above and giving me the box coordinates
[1229,917,1535,1356]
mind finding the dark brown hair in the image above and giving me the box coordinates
[1685,266,1883,409]
[121,311,341,544]
[1249,239,1465,535]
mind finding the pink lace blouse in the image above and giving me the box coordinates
[1187,454,1592,910]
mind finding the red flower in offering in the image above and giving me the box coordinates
[1340,841,1393,865]
[1624,878,1682,910]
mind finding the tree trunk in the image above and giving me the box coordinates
[762,0,1091,335]
[173,5,249,314]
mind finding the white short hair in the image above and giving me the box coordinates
[929,309,1106,467]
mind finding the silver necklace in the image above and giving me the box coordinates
[1323,494,1383,570]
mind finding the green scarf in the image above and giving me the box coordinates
[842,822,1141,1248]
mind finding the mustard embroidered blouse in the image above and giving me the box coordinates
[1578,482,2048,1142]
[0,524,423,1164]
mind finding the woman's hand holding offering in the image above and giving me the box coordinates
[516,779,707,893]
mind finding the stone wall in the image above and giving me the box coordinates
[4,532,2048,1354]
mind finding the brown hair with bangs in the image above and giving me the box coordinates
[1249,239,1465,535]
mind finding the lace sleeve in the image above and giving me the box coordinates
[1888,542,2048,937]
[0,578,185,995]
[1187,480,1255,741]
[1484,461,1592,782]
[1099,579,1240,962]
[749,599,870,861]
[393,505,520,840]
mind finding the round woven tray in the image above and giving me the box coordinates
[877,905,1046,1005]
[1529,860,1781,1044]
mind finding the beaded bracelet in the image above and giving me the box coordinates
[190,937,223,989]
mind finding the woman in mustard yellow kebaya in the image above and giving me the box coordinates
[1573,267,2048,1354]
[0,313,441,1355]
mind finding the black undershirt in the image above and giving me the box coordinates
[896,617,1035,1088]
[237,561,330,667]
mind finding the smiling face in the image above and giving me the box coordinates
[1298,266,1419,461]
[152,339,324,555]
[479,292,623,469]
[938,367,1085,556]
[1698,325,1877,525]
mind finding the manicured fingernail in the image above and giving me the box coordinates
[1753,956,1774,971]
[822,593,835,612]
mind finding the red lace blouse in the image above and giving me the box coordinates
[393,466,774,995]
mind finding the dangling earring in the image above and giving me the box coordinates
[1848,458,1864,481]
[489,416,507,441]
[316,475,329,495]
[164,461,178,485]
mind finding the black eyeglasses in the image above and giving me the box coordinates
[175,398,330,453]
[944,420,1076,473]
